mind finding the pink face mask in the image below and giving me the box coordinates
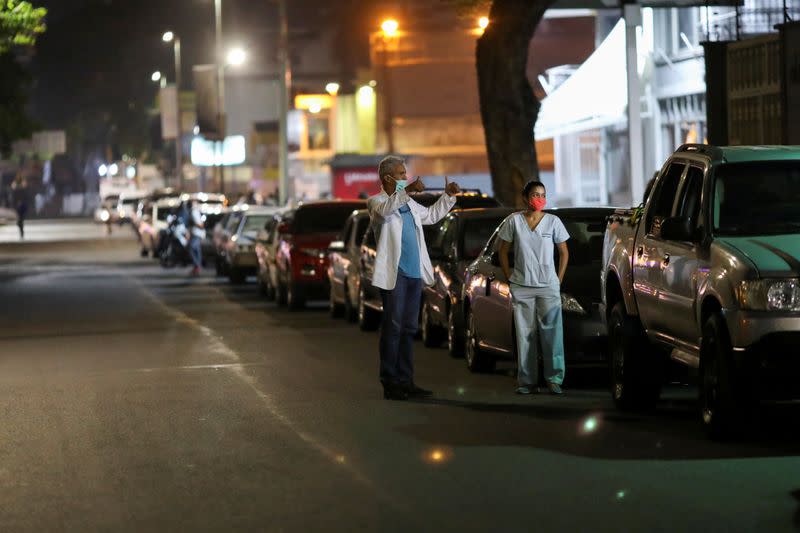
[529,197,546,211]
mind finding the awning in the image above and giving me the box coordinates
[535,19,628,139]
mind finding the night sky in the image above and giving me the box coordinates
[28,0,370,154]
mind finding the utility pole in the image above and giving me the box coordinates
[278,0,291,205]
[173,36,183,190]
[215,0,226,195]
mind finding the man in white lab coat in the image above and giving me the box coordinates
[367,155,459,400]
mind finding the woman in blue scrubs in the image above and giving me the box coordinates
[497,181,570,395]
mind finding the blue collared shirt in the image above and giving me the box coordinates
[397,205,421,278]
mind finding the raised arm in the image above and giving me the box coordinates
[418,175,459,225]
[367,189,410,220]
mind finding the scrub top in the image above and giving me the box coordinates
[498,212,570,288]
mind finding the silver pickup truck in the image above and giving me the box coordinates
[601,144,800,437]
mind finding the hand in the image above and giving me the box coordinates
[405,177,425,193]
[444,176,460,197]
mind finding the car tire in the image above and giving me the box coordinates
[343,282,357,323]
[465,308,495,373]
[608,301,662,411]
[447,306,464,359]
[358,286,380,331]
[287,279,306,311]
[700,312,748,440]
[229,268,246,285]
[329,285,344,318]
[421,302,445,348]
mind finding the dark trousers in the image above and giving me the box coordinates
[379,273,423,387]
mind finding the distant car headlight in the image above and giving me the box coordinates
[737,279,800,311]
[561,293,587,315]
[299,247,326,258]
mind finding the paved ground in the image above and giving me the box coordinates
[1,222,800,531]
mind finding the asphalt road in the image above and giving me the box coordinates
[1,221,800,532]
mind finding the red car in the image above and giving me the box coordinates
[275,200,365,310]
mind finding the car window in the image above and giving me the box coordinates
[353,216,370,249]
[559,217,607,266]
[461,216,509,260]
[240,215,270,237]
[427,218,450,254]
[292,204,363,234]
[713,161,800,236]
[676,165,704,231]
[226,213,243,232]
[340,217,354,244]
[647,162,686,237]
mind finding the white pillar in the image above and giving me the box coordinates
[624,3,645,205]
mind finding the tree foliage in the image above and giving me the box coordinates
[0,0,47,53]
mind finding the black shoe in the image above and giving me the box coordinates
[403,383,433,397]
[383,384,409,401]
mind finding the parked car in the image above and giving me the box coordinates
[460,207,615,374]
[356,191,502,331]
[327,209,371,321]
[256,210,294,300]
[213,205,248,276]
[223,206,281,284]
[115,191,147,224]
[601,144,800,437]
[420,207,515,355]
[274,200,365,310]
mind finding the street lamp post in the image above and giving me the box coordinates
[163,31,183,189]
[379,19,398,153]
[278,0,291,206]
[215,0,226,195]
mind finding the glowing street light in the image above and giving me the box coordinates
[162,31,174,42]
[381,18,399,37]
[226,47,246,66]
[478,16,489,30]
[151,70,162,82]
[325,82,340,96]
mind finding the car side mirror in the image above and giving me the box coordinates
[328,240,346,253]
[660,216,694,242]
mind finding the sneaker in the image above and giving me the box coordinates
[515,386,535,395]
[547,383,564,395]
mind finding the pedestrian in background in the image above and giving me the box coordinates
[188,199,205,276]
[497,180,570,395]
[367,155,460,400]
[11,177,29,240]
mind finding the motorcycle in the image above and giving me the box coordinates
[159,214,192,268]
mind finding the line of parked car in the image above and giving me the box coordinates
[132,143,800,440]
[197,189,615,383]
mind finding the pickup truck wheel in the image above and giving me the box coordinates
[421,302,445,348]
[465,309,495,373]
[700,313,747,440]
[447,306,464,359]
[608,302,662,411]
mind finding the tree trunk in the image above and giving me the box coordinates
[477,0,554,208]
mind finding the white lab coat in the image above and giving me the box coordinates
[367,189,456,290]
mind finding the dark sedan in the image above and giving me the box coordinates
[461,207,615,374]
[357,191,502,331]
[420,207,516,356]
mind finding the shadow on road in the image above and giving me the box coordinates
[397,394,800,461]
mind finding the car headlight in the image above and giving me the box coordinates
[100,210,110,222]
[737,279,800,311]
[561,293,587,315]
[299,247,326,258]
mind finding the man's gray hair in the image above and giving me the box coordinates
[378,155,404,179]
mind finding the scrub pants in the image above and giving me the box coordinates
[510,283,565,387]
